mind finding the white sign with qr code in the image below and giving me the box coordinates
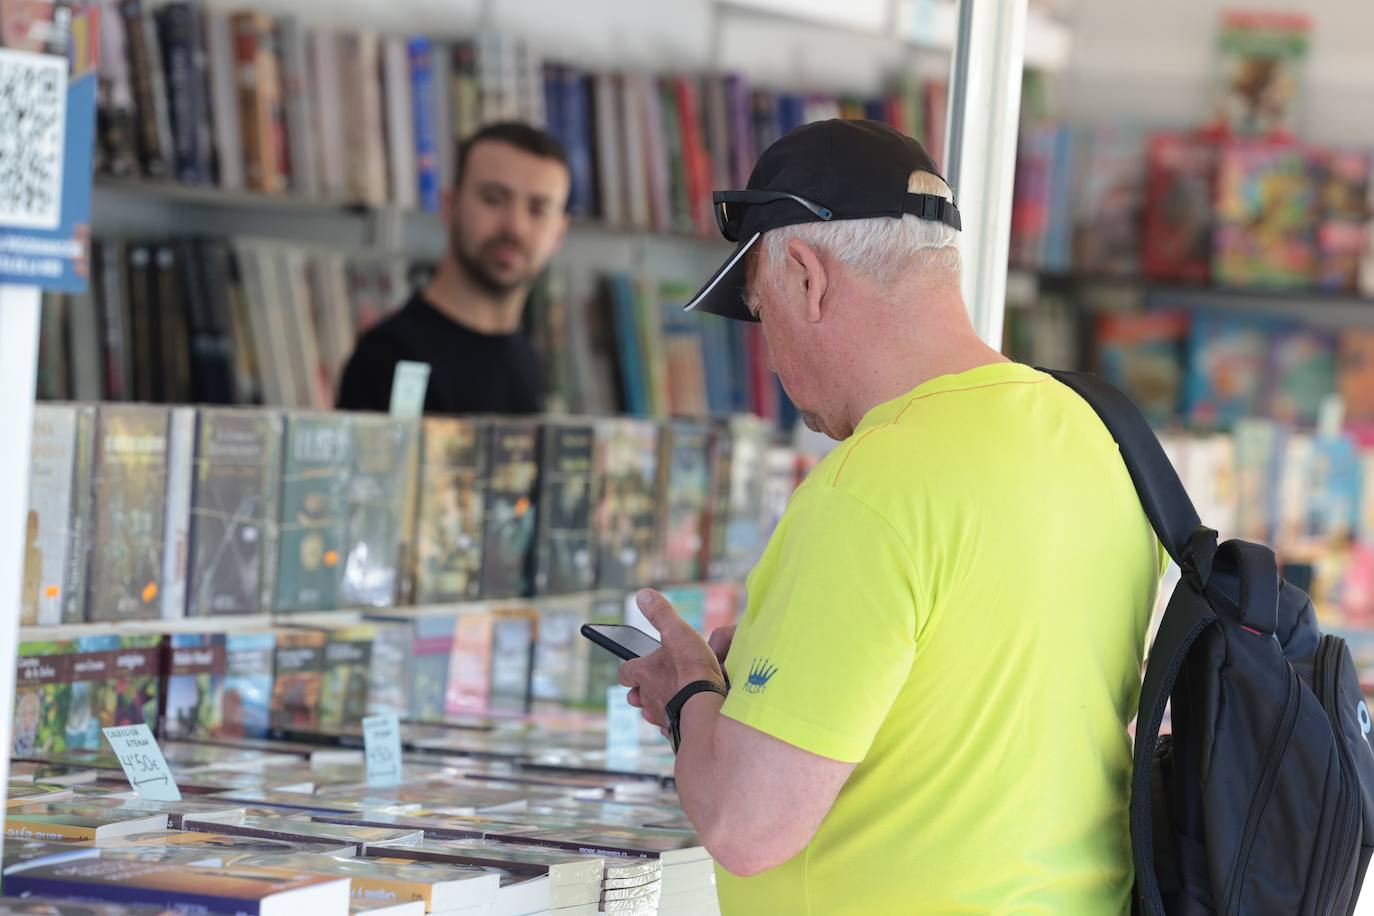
[0,49,66,231]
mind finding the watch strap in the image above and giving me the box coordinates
[666,679,728,752]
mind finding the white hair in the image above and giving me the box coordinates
[759,171,960,289]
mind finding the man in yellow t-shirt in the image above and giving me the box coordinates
[616,120,1161,914]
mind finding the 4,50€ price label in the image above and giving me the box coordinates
[102,724,181,801]
[362,712,402,788]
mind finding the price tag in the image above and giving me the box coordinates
[606,686,640,765]
[102,725,181,801]
[362,712,403,788]
[389,361,431,418]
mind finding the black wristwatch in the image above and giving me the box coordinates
[666,680,728,753]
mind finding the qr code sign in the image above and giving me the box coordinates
[0,48,66,230]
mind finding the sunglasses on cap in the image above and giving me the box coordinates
[712,189,834,243]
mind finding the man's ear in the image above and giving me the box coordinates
[785,238,828,323]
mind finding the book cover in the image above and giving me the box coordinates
[445,613,495,716]
[160,407,196,622]
[271,629,326,733]
[23,404,95,626]
[1183,313,1272,430]
[1212,143,1318,288]
[408,35,439,213]
[119,0,170,178]
[533,423,598,596]
[1266,326,1337,428]
[658,420,711,585]
[658,283,708,416]
[65,635,119,751]
[341,416,419,609]
[13,642,74,758]
[489,609,536,714]
[221,631,276,739]
[1315,149,1370,292]
[701,419,733,581]
[1095,311,1190,426]
[5,859,349,913]
[1339,330,1374,446]
[319,625,375,733]
[1073,122,1146,277]
[340,30,388,206]
[607,274,649,417]
[480,422,540,600]
[722,415,769,581]
[1141,132,1218,284]
[407,614,457,722]
[275,413,350,613]
[593,419,661,590]
[366,620,412,717]
[162,634,226,741]
[110,636,163,735]
[414,418,489,604]
[5,807,168,843]
[87,405,169,622]
[155,0,208,184]
[531,600,592,708]
[188,409,283,617]
[234,853,500,912]
[1214,11,1310,139]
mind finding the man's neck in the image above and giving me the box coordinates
[422,254,528,335]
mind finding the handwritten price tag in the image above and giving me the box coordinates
[102,724,181,801]
[362,712,403,788]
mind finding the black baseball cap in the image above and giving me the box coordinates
[683,119,961,323]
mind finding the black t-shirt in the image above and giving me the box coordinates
[336,293,544,415]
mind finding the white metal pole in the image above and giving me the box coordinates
[0,283,42,829]
[943,0,1027,348]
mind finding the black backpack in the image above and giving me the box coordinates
[1050,369,1374,916]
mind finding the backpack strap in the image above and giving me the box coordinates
[1041,369,1221,916]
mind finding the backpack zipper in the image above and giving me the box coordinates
[1221,664,1300,916]
[1315,637,1359,916]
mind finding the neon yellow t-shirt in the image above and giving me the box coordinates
[717,362,1161,915]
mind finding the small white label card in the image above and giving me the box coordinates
[362,712,403,788]
[606,685,641,765]
[389,360,431,418]
[102,724,181,801]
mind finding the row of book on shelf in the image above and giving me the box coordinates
[37,238,801,428]
[1005,302,1374,434]
[1011,122,1374,294]
[1,719,722,914]
[97,0,948,231]
[22,401,808,627]
[14,579,735,763]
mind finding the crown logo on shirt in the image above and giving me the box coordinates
[745,658,778,694]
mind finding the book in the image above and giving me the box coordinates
[658,420,711,585]
[490,610,537,715]
[721,415,769,581]
[382,36,418,211]
[445,613,495,717]
[532,423,598,596]
[275,413,350,613]
[1141,132,1218,284]
[6,784,76,808]
[1095,311,1190,426]
[1,838,101,874]
[234,853,500,913]
[1233,418,1283,545]
[160,407,196,622]
[5,805,168,843]
[231,11,287,193]
[480,422,541,600]
[340,30,388,207]
[86,405,170,622]
[94,829,354,860]
[180,815,421,855]
[319,626,375,733]
[531,600,592,708]
[93,240,133,401]
[414,418,489,604]
[155,0,209,184]
[593,419,661,590]
[96,0,140,178]
[187,409,283,616]
[120,0,171,178]
[23,404,96,626]
[1267,326,1337,428]
[1214,11,1310,139]
[366,620,412,718]
[307,29,347,200]
[162,634,226,741]
[203,8,245,190]
[12,642,74,759]
[1183,313,1272,430]
[4,859,350,915]
[341,416,419,609]
[1339,330,1374,446]
[1073,122,1146,277]
[407,615,457,723]
[275,15,318,197]
[1315,150,1370,293]
[1212,143,1318,288]
[65,636,119,751]
[408,35,440,213]
[222,631,276,739]
[270,629,326,733]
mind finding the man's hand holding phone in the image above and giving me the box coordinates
[611,590,727,733]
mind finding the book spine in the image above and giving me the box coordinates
[277,16,318,197]
[161,407,195,621]
[157,1,203,184]
[429,41,453,199]
[308,31,347,199]
[97,0,141,177]
[383,37,418,209]
[62,407,97,623]
[409,35,439,213]
[203,9,244,190]
[119,0,168,177]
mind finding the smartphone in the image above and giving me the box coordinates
[580,623,662,661]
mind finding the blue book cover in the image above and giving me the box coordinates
[408,36,440,213]
[222,631,275,739]
[65,635,120,750]
[1184,311,1271,430]
[563,67,594,218]
[156,1,207,185]
[409,613,456,721]
[542,62,564,149]
[777,93,806,134]
[698,313,733,415]
[609,274,648,416]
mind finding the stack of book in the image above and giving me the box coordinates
[2,727,724,915]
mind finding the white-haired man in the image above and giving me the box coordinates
[616,120,1162,914]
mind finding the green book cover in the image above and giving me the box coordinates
[275,413,351,612]
[414,418,489,603]
[341,416,419,608]
[86,405,170,622]
[163,633,227,740]
[187,409,283,616]
[318,625,375,733]
[479,422,540,599]
[12,641,74,758]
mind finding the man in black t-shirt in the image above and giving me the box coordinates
[337,122,571,414]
